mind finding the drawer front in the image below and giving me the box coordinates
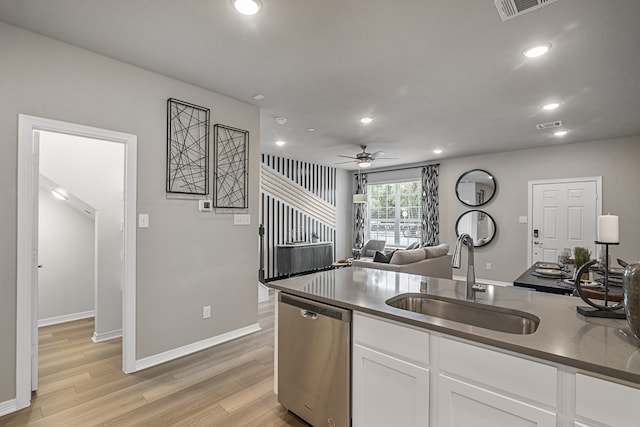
[575,373,640,427]
[438,337,557,407]
[353,312,429,366]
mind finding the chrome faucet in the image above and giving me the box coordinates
[452,233,486,300]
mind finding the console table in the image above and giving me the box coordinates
[277,242,333,277]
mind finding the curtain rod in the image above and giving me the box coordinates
[352,163,439,176]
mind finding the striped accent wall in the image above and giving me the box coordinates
[261,154,337,280]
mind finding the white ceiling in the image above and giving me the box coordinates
[1,0,639,170]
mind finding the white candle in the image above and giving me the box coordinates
[598,215,619,243]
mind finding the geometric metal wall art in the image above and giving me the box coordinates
[214,124,249,208]
[166,98,210,195]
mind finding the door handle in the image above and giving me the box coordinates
[300,310,318,320]
[38,265,43,268]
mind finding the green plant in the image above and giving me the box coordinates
[574,247,591,267]
[311,231,319,239]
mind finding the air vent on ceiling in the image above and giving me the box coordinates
[536,120,563,130]
[494,0,559,21]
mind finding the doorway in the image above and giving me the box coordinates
[527,177,602,266]
[16,115,138,411]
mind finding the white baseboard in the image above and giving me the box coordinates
[0,399,17,417]
[134,323,261,372]
[452,275,512,287]
[38,310,95,328]
[92,329,122,343]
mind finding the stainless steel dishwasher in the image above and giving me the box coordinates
[278,293,351,427]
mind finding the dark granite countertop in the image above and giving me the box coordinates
[267,267,640,385]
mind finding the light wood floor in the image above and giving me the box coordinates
[0,292,308,427]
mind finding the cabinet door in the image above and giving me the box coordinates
[438,375,555,427]
[352,344,429,427]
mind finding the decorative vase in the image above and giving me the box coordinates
[623,262,640,341]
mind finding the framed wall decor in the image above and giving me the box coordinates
[166,98,210,195]
[214,124,249,208]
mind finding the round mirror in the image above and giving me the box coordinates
[455,210,496,247]
[455,169,496,207]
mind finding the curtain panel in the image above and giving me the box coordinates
[421,165,439,246]
[353,172,368,249]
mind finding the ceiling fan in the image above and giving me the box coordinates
[336,145,398,168]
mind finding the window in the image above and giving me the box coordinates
[367,180,422,248]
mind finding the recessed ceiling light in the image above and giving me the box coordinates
[433,149,443,154]
[275,140,286,146]
[307,128,315,132]
[554,130,569,137]
[275,117,287,125]
[252,94,264,100]
[523,43,551,58]
[51,189,68,200]
[360,117,373,124]
[232,0,261,15]
[542,102,560,111]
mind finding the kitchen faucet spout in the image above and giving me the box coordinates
[452,233,486,300]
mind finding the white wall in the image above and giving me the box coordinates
[439,136,640,283]
[38,187,95,323]
[335,169,353,259]
[0,21,260,403]
[40,132,124,338]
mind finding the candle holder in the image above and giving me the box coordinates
[575,241,626,319]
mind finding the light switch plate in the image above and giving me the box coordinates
[234,214,251,225]
[519,216,528,223]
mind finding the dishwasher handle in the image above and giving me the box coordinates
[300,309,318,320]
[279,293,351,322]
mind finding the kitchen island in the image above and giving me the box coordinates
[268,267,640,427]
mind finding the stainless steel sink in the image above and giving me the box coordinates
[385,293,540,335]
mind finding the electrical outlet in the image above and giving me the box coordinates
[485,263,492,270]
[202,305,211,319]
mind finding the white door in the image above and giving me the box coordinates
[529,178,601,265]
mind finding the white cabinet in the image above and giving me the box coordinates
[353,344,429,427]
[352,313,430,427]
[436,337,556,427]
[438,374,555,427]
[575,373,640,427]
[347,310,639,427]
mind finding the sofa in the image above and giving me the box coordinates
[351,243,452,279]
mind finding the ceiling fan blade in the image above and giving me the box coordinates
[370,151,385,159]
[334,160,356,165]
[375,157,399,160]
[337,155,358,159]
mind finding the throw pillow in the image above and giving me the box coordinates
[373,250,394,263]
[389,248,427,265]
[405,242,420,250]
[424,243,449,258]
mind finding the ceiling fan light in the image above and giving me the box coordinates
[358,160,371,168]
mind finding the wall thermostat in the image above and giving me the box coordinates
[199,200,212,212]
